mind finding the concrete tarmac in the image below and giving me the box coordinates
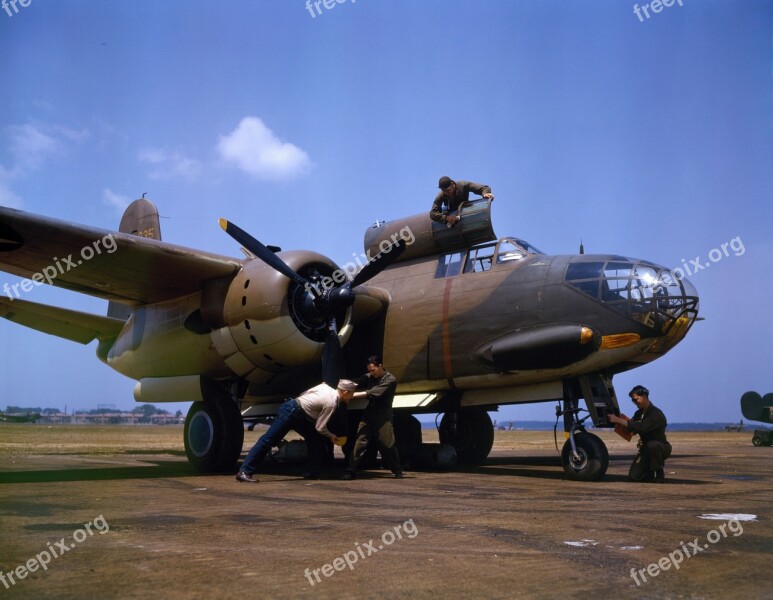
[0,426,770,599]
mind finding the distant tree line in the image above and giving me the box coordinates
[5,404,180,417]
[4,406,56,414]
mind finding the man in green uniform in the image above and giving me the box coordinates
[343,355,403,479]
[429,176,494,226]
[608,385,672,483]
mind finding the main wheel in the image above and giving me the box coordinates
[561,432,609,481]
[184,399,244,473]
[394,413,422,467]
[439,410,494,465]
[752,435,763,447]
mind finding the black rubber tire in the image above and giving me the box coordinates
[752,435,763,447]
[184,399,244,473]
[439,410,494,465]
[561,432,609,481]
[394,413,422,467]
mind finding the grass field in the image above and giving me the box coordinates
[0,423,756,459]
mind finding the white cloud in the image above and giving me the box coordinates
[7,122,64,177]
[1,121,88,207]
[53,124,90,143]
[216,117,312,181]
[138,147,202,181]
[102,188,132,213]
[0,166,23,208]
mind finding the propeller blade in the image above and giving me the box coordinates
[350,239,406,288]
[321,320,345,388]
[219,218,308,288]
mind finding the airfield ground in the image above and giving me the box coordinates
[0,425,769,599]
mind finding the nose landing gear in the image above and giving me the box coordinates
[556,376,616,481]
[556,402,609,481]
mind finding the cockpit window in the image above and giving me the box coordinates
[496,238,544,264]
[464,243,496,273]
[437,237,545,278]
[499,238,544,263]
[435,251,464,278]
[566,261,604,280]
[564,259,699,332]
[496,240,525,264]
[512,238,544,255]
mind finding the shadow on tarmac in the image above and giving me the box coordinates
[0,452,707,485]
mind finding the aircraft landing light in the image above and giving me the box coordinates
[600,333,641,350]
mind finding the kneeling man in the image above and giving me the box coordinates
[608,385,672,483]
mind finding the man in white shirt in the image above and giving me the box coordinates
[236,379,357,483]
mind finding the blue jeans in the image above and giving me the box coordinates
[240,399,331,475]
[240,399,305,474]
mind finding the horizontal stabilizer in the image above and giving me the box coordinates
[0,297,125,344]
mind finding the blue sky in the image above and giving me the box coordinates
[0,1,771,423]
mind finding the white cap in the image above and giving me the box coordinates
[337,379,357,392]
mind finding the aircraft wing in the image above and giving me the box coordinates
[0,207,244,305]
[0,297,125,344]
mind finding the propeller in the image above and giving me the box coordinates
[219,219,307,288]
[219,218,406,387]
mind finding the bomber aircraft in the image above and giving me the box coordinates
[0,198,699,480]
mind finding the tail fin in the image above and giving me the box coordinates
[107,198,162,320]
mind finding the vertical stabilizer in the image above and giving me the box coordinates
[107,198,162,320]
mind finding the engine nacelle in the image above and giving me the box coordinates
[210,250,352,383]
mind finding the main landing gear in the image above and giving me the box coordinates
[438,410,495,465]
[183,381,244,473]
[390,408,495,470]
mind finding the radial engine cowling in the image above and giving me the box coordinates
[210,250,352,383]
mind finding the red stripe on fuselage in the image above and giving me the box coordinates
[442,277,454,387]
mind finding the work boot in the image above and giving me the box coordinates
[342,471,355,480]
[394,472,404,479]
[235,471,258,483]
[654,468,665,483]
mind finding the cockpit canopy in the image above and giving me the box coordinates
[435,237,543,278]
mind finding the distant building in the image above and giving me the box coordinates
[38,412,183,425]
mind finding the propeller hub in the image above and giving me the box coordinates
[325,286,356,312]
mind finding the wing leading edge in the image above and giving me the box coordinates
[0,207,244,305]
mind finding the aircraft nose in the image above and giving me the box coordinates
[564,258,700,338]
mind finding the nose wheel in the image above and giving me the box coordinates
[556,403,609,481]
